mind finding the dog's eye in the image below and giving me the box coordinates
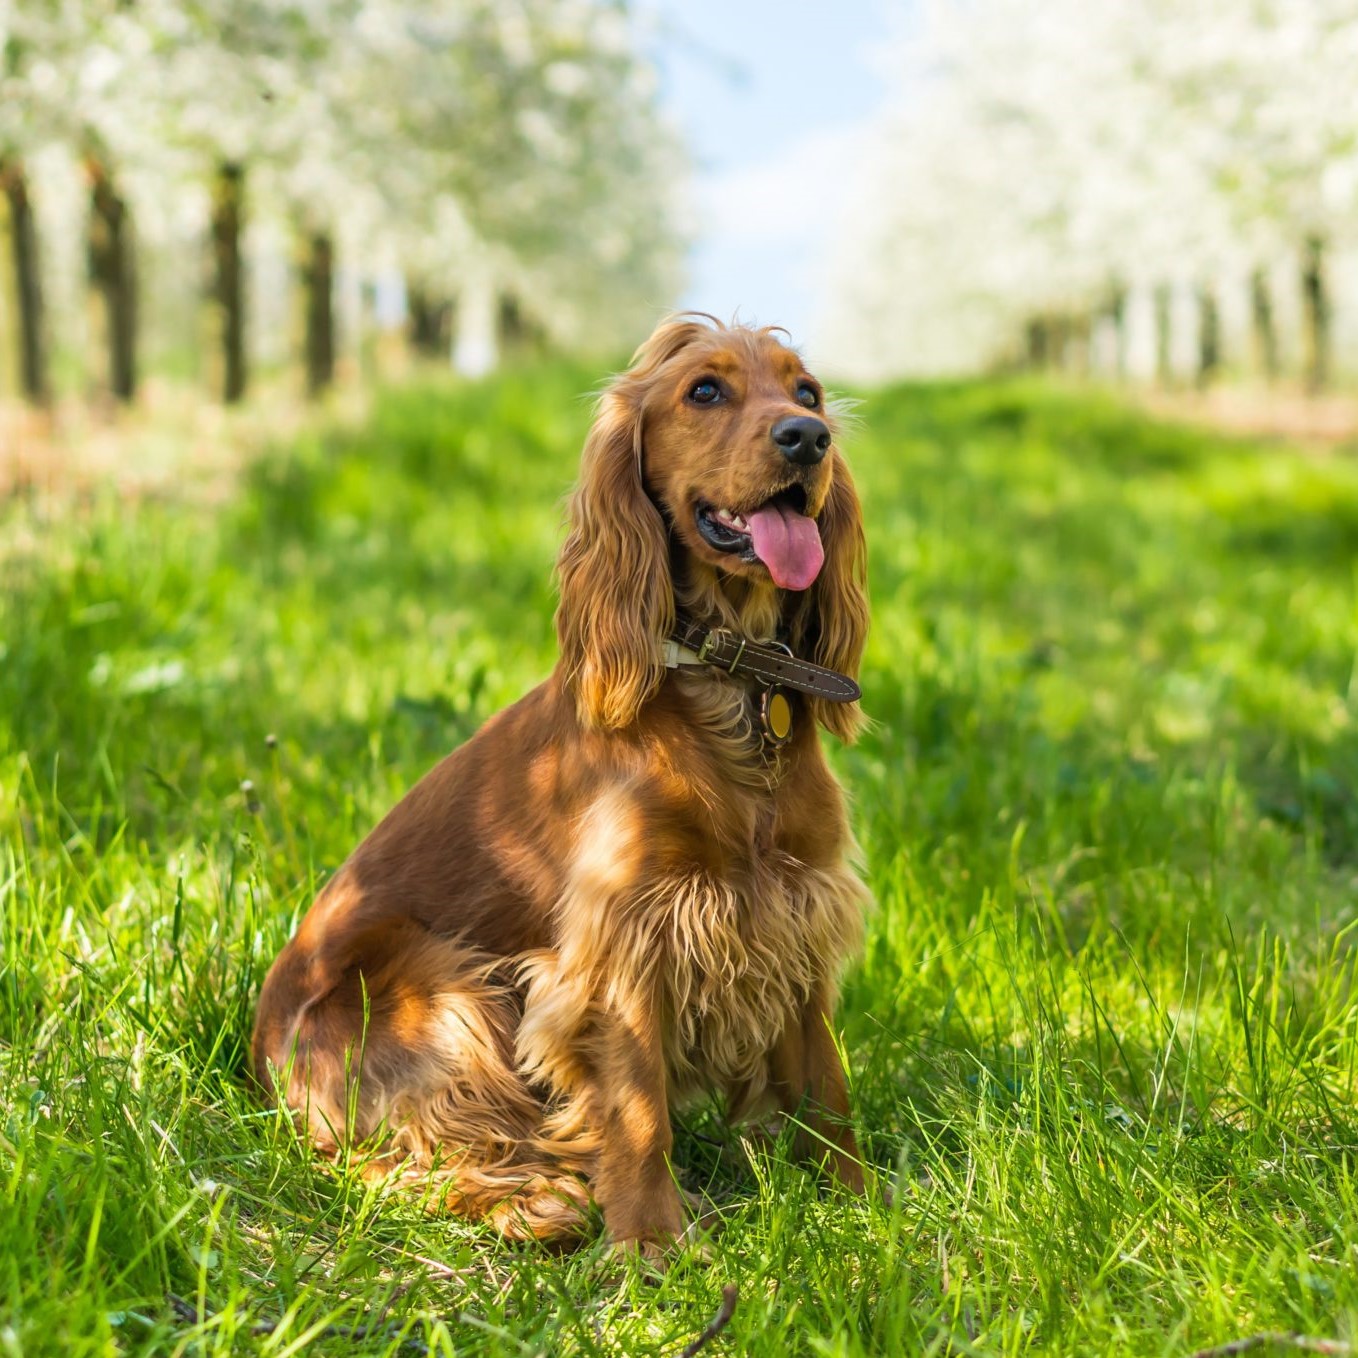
[688,379,722,405]
[796,383,820,409]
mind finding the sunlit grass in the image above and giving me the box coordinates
[3,369,1358,1354]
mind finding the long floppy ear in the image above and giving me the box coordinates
[555,385,673,729]
[788,453,870,741]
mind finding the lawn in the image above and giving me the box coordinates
[3,367,1358,1356]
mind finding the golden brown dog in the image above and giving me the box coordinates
[252,314,871,1254]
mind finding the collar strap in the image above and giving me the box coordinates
[667,614,861,704]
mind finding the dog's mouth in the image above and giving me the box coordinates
[694,483,824,591]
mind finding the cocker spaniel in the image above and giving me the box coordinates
[252,314,871,1255]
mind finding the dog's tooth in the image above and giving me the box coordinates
[731,513,747,530]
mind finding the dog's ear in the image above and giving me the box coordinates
[788,453,869,741]
[555,384,673,729]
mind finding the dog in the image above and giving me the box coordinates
[252,314,871,1255]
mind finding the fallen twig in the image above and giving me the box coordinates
[1187,1334,1355,1358]
[679,1284,738,1358]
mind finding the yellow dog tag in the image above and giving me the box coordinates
[760,687,793,745]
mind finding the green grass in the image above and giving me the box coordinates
[4,366,1358,1355]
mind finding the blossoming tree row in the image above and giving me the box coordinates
[826,0,1358,388]
[0,0,684,404]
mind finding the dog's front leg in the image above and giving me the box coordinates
[770,982,865,1192]
[590,991,684,1256]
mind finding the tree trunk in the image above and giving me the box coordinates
[1249,267,1279,383]
[1,161,49,404]
[1024,317,1050,370]
[212,162,246,404]
[407,283,447,357]
[1197,285,1220,388]
[87,158,137,402]
[303,230,334,397]
[1109,286,1127,379]
[1301,234,1329,394]
[408,285,432,352]
[1153,284,1172,386]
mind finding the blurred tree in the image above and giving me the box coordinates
[1302,233,1330,393]
[1197,286,1221,387]
[123,0,353,402]
[210,163,246,403]
[1,159,48,403]
[1250,268,1280,383]
[407,286,452,358]
[355,0,684,358]
[825,0,1358,386]
[303,231,335,396]
[0,0,54,405]
[1,0,684,402]
[86,154,136,401]
[1,0,117,401]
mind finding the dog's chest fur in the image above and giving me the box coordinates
[659,675,863,1087]
[657,848,866,1103]
[516,673,866,1111]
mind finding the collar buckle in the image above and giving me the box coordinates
[669,612,862,705]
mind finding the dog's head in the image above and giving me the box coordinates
[556,314,868,739]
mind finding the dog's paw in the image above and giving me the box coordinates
[604,1233,677,1279]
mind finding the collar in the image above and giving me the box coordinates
[662,613,861,705]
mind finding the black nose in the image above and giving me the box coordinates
[771,415,831,466]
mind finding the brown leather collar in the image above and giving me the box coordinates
[669,614,861,704]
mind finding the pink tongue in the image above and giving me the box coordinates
[745,501,824,591]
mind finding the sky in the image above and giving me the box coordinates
[645,1,899,362]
